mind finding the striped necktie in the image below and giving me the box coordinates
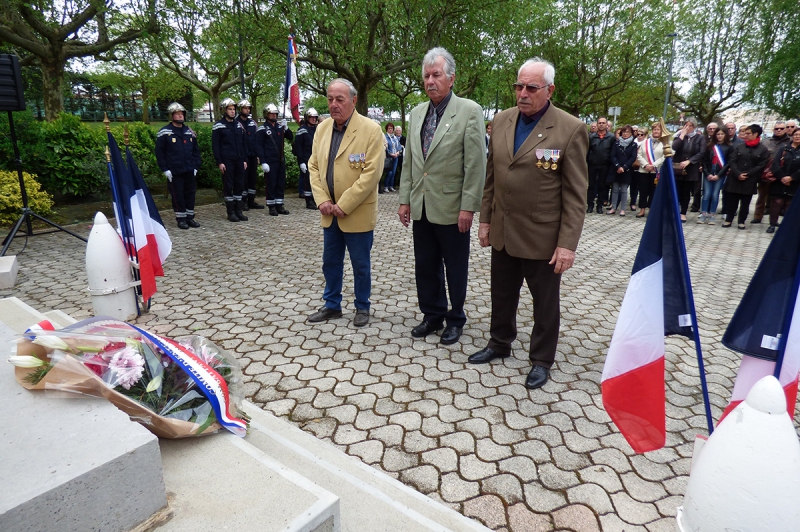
[422,109,437,159]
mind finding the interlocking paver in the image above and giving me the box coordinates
[7,194,796,530]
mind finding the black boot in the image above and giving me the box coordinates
[248,195,265,209]
[241,192,250,211]
[305,196,317,210]
[176,217,189,230]
[226,201,240,222]
[268,206,278,216]
[186,216,200,228]
[276,204,290,215]
[235,200,248,221]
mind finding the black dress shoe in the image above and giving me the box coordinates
[524,366,549,390]
[467,347,509,364]
[353,309,370,327]
[440,326,462,345]
[177,220,189,229]
[596,205,603,214]
[186,218,200,228]
[586,205,593,213]
[307,306,343,323]
[411,320,443,338]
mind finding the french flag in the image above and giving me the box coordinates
[601,160,696,453]
[720,198,800,422]
[285,35,301,123]
[107,132,171,304]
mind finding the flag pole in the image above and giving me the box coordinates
[772,207,800,380]
[659,118,714,435]
[123,124,146,313]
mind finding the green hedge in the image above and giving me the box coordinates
[0,112,301,199]
[0,170,54,227]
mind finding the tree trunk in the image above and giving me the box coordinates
[211,91,220,121]
[41,61,66,121]
[356,80,370,116]
[399,96,407,132]
[141,86,151,124]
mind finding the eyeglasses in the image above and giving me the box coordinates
[512,82,550,93]
[775,127,785,130]
[637,133,646,137]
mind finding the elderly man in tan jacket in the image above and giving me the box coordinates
[308,79,385,327]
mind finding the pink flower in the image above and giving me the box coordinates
[108,346,145,390]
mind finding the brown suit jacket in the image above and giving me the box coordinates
[480,104,588,260]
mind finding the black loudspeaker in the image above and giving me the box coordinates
[0,54,26,112]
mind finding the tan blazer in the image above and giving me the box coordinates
[481,104,589,260]
[309,111,385,233]
[399,94,487,225]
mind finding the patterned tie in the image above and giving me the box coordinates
[422,108,437,160]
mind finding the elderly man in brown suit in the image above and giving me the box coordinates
[468,58,589,390]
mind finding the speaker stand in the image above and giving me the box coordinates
[1,110,87,256]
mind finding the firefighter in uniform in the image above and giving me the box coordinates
[293,107,319,210]
[156,102,201,229]
[255,103,294,216]
[212,98,249,222]
[235,99,264,210]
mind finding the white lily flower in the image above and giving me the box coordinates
[8,355,46,368]
[31,335,69,351]
[145,375,163,393]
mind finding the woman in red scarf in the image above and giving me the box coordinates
[719,124,771,229]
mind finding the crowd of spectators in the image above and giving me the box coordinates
[584,117,800,232]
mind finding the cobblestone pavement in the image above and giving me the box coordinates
[2,194,791,531]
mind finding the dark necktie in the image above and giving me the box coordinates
[422,110,437,159]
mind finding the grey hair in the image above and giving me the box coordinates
[787,119,798,126]
[685,116,698,127]
[328,78,357,98]
[422,47,456,79]
[774,120,786,126]
[518,58,555,86]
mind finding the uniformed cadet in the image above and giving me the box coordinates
[255,103,294,216]
[212,98,249,222]
[235,99,264,210]
[155,102,202,229]
[294,107,319,210]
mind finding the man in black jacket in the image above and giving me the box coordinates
[156,102,202,229]
[293,108,319,209]
[235,99,264,211]
[256,103,294,216]
[586,117,615,213]
[212,98,249,222]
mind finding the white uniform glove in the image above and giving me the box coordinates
[262,163,269,173]
[164,170,173,182]
[193,169,197,176]
[300,163,307,173]
[280,119,288,129]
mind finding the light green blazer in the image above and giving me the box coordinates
[399,94,487,225]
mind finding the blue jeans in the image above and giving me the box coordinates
[701,175,724,214]
[385,158,398,189]
[322,218,373,311]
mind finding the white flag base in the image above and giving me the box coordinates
[676,375,800,531]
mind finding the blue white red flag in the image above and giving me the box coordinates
[284,35,301,123]
[720,198,800,422]
[601,161,695,453]
[107,132,171,303]
[712,144,726,167]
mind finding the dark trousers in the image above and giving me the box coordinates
[587,164,610,208]
[754,181,771,221]
[244,156,258,197]
[488,247,561,369]
[769,196,792,226]
[265,160,286,205]
[222,159,245,201]
[167,171,197,219]
[412,206,470,328]
[637,172,657,209]
[395,154,404,187]
[629,173,639,207]
[690,179,702,211]
[300,169,312,197]
[677,180,695,214]
[725,192,754,224]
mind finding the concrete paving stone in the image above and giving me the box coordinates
[662,476,688,496]
[381,372,410,387]
[567,483,614,515]
[440,473,480,503]
[517,400,549,419]
[392,386,423,402]
[590,448,633,474]
[599,513,648,532]
[441,378,469,394]
[610,492,660,525]
[348,439,384,464]
[498,456,538,483]
[563,430,602,454]
[312,391,344,409]
[620,472,669,503]
[263,398,295,416]
[476,438,513,461]
[399,362,425,377]
[654,494,682,518]
[373,397,404,416]
[507,503,552,532]
[421,416,455,437]
[482,473,523,504]
[486,393,519,413]
[421,447,459,473]
[299,416,336,441]
[440,431,477,454]
[490,424,527,445]
[333,381,363,396]
[523,482,567,513]
[408,399,440,417]
[388,410,422,430]
[552,504,601,532]
[513,439,551,463]
[553,400,587,420]
[472,405,506,424]
[404,430,438,452]
[629,455,674,482]
[400,465,440,494]
[551,445,591,471]
[573,417,611,439]
[382,447,420,471]
[354,410,387,430]
[578,465,623,493]
[668,457,692,476]
[290,402,323,422]
[467,382,497,399]
[454,418,490,439]
[345,392,377,410]
[537,462,580,490]
[326,404,358,424]
[368,424,404,447]
[363,382,393,398]
[287,385,318,403]
[540,412,576,433]
[333,423,367,445]
[463,495,507,530]
[424,388,455,406]
[459,453,498,481]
